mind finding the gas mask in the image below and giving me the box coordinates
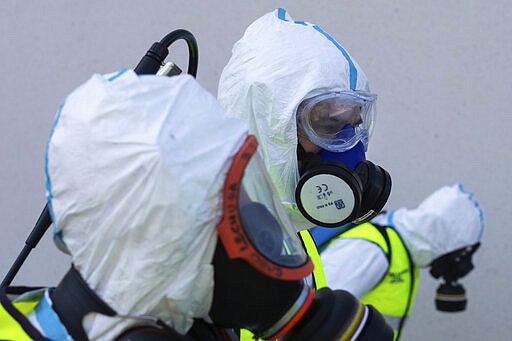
[296,141,391,228]
[294,91,392,228]
[430,243,480,312]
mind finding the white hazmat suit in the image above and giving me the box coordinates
[46,69,248,339]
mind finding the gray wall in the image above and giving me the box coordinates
[1,1,510,340]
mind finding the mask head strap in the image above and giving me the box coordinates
[50,266,116,341]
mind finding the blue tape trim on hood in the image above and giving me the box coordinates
[44,70,128,243]
[457,183,485,242]
[276,8,358,90]
[108,68,128,81]
[312,26,357,90]
[277,7,287,21]
[44,100,65,230]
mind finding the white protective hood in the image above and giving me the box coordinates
[218,8,370,230]
[372,184,484,267]
[45,70,248,338]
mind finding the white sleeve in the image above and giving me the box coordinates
[320,238,389,298]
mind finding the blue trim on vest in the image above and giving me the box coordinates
[34,290,70,340]
[309,224,353,249]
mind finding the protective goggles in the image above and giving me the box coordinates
[297,91,377,152]
[217,135,313,280]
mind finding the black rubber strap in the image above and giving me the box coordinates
[372,223,392,263]
[50,265,116,340]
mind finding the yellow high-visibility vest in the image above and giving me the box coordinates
[297,229,326,290]
[0,289,44,341]
[335,222,419,341]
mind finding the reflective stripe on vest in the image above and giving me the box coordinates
[336,223,419,341]
[0,292,42,341]
[298,229,326,289]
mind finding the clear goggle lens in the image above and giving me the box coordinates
[297,91,377,152]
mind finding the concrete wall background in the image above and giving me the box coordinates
[1,1,510,340]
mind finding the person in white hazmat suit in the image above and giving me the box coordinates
[218,8,395,341]
[0,68,394,341]
[217,8,484,341]
[312,184,483,340]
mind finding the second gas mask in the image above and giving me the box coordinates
[430,243,480,312]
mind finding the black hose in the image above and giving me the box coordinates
[159,29,198,77]
[134,29,198,77]
[1,204,52,287]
